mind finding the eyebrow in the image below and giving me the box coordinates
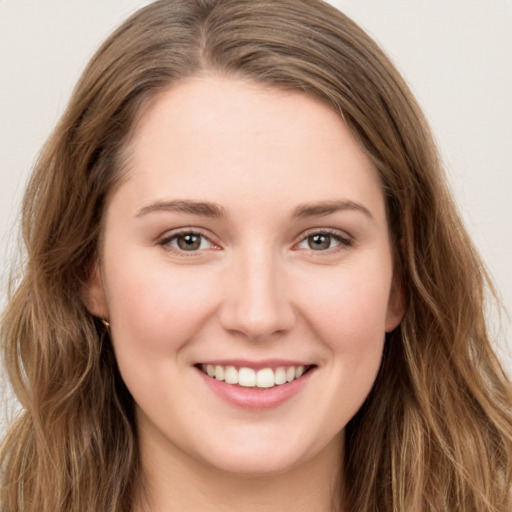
[136,200,226,218]
[291,200,374,221]
[135,198,373,221]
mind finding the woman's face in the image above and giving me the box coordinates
[87,76,404,476]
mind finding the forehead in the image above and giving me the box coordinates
[113,75,386,224]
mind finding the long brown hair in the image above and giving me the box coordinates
[2,1,511,510]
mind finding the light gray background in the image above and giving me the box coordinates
[1,1,511,430]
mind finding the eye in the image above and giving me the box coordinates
[160,231,215,252]
[296,230,352,251]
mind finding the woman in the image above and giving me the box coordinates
[1,0,511,510]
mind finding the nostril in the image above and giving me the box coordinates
[218,271,296,340]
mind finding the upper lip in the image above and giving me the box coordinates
[194,359,315,370]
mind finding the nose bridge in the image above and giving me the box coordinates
[220,242,295,340]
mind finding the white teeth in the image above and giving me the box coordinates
[256,368,275,388]
[275,367,287,385]
[200,364,311,388]
[238,367,256,387]
[224,366,238,384]
[214,365,225,381]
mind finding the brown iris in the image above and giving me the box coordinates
[307,233,332,250]
[177,233,202,251]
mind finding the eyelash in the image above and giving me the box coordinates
[295,228,353,253]
[158,229,219,255]
[157,228,353,255]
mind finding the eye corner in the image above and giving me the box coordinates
[157,228,222,255]
[293,228,354,254]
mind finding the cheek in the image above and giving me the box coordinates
[104,255,220,355]
[296,260,391,404]
[299,262,393,349]
[285,263,391,440]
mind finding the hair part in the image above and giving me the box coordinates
[2,1,511,511]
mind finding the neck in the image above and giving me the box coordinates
[134,430,344,512]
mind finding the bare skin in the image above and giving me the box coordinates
[86,75,403,511]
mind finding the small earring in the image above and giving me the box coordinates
[101,318,110,329]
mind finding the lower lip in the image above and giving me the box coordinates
[196,367,314,410]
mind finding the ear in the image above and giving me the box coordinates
[385,272,406,333]
[82,261,108,319]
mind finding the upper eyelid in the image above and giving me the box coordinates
[292,228,354,255]
[294,227,353,243]
[157,226,353,249]
[158,228,220,249]
[159,227,216,240]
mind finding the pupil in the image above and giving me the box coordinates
[178,234,200,251]
[309,234,330,250]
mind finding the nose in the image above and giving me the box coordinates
[219,248,296,341]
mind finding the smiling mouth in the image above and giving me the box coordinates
[197,364,315,389]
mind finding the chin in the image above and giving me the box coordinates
[202,450,307,477]
[192,428,341,478]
